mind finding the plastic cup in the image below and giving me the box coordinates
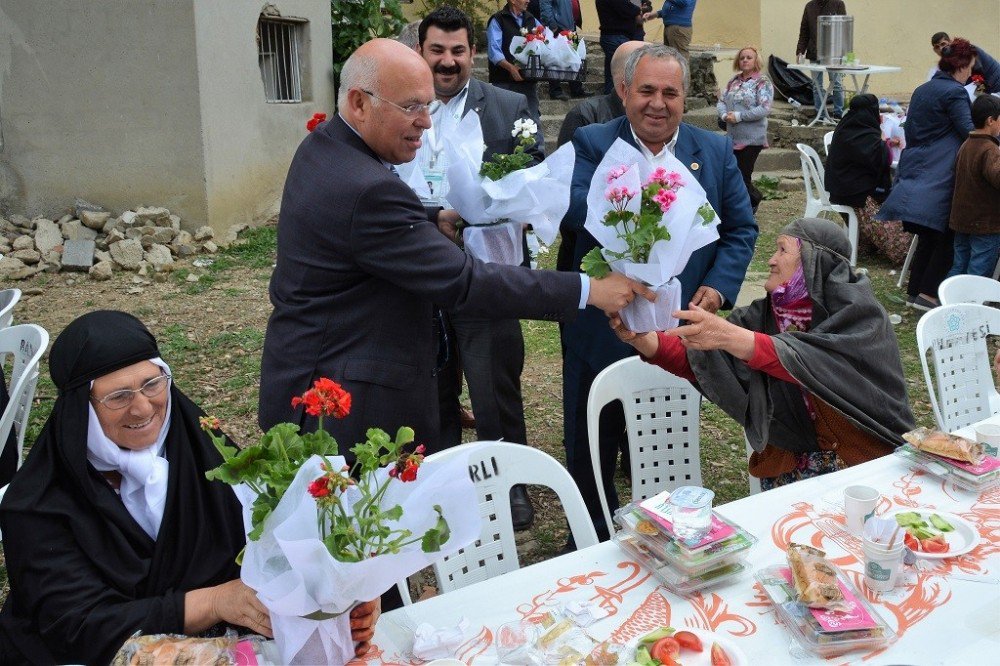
[844,485,879,535]
[862,534,904,592]
[668,486,714,541]
[974,423,1000,447]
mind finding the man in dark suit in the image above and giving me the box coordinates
[414,6,543,529]
[259,38,652,465]
[560,44,757,542]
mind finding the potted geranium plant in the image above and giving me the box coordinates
[202,378,479,664]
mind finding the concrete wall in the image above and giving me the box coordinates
[0,0,334,233]
[0,0,207,222]
[193,0,334,231]
[580,0,1000,96]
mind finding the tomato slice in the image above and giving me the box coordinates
[650,636,681,663]
[674,630,703,652]
[904,531,920,552]
[920,535,949,553]
[711,641,733,666]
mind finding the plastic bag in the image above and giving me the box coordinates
[112,629,237,665]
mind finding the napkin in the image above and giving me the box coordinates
[412,618,470,660]
[562,601,610,627]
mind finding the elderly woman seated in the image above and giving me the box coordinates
[611,218,915,490]
[0,311,378,664]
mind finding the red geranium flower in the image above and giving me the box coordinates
[292,377,352,419]
[306,112,328,132]
[308,477,331,498]
[389,443,426,483]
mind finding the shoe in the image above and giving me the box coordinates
[831,111,843,120]
[510,484,535,531]
[459,406,476,430]
[549,90,570,101]
[570,90,594,99]
[908,295,939,312]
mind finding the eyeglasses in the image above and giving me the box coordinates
[91,374,171,410]
[360,89,441,117]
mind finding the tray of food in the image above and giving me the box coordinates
[895,428,1000,492]
[614,531,750,595]
[754,545,896,658]
[613,502,757,576]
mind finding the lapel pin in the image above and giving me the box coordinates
[691,162,700,171]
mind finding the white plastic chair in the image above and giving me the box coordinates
[796,143,859,266]
[823,131,834,156]
[587,356,702,535]
[916,304,1000,432]
[896,235,919,289]
[0,288,21,330]
[399,441,598,604]
[938,274,1000,306]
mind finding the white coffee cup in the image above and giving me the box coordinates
[974,423,1000,447]
[862,534,904,592]
[844,485,880,535]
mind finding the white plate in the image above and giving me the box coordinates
[632,627,748,666]
[889,509,981,559]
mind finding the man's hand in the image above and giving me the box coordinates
[504,61,525,82]
[690,285,723,313]
[664,304,755,360]
[436,209,461,242]
[350,598,381,657]
[587,274,656,313]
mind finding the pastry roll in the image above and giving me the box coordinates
[787,544,848,611]
[903,427,985,464]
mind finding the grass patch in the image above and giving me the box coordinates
[219,225,277,269]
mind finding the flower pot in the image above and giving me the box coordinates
[463,220,524,266]
[618,281,681,333]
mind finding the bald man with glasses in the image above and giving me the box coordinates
[259,38,654,460]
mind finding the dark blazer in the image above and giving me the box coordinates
[259,116,580,448]
[561,116,757,368]
[877,71,973,232]
[465,78,545,160]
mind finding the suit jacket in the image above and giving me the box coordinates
[259,116,581,448]
[465,77,546,165]
[561,116,757,368]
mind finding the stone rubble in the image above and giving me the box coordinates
[0,204,222,281]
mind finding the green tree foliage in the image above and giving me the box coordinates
[331,0,407,78]
[419,0,503,45]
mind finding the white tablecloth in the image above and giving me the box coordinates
[365,453,1000,665]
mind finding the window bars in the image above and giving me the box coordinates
[257,17,303,103]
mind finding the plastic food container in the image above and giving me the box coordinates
[613,503,757,576]
[614,531,749,595]
[754,565,896,658]
[893,445,1000,493]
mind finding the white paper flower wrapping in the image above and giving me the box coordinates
[444,112,574,247]
[508,26,552,66]
[239,452,481,665]
[544,34,586,71]
[583,139,722,330]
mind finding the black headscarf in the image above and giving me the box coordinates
[0,311,245,665]
[689,218,915,455]
[825,93,893,207]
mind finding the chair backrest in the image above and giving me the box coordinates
[938,275,1000,306]
[0,324,49,472]
[587,356,702,533]
[796,143,832,208]
[0,288,21,330]
[823,131,834,156]
[424,441,598,595]
[915,304,1000,432]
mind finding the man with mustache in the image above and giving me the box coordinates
[411,6,546,530]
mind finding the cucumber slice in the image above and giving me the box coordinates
[930,514,955,532]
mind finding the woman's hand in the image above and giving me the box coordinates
[665,304,756,360]
[350,599,381,657]
[608,313,660,358]
[184,579,272,638]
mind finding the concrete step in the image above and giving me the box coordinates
[753,148,801,172]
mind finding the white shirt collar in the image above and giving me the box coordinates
[630,125,681,165]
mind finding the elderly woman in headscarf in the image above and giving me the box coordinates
[0,311,378,665]
[610,218,915,489]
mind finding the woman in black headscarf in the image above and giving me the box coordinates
[825,94,910,265]
[0,311,270,664]
[610,218,915,490]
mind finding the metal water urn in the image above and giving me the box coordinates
[817,15,854,65]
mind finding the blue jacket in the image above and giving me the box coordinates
[976,46,1000,93]
[540,0,575,31]
[657,0,697,28]
[561,116,758,367]
[877,71,973,232]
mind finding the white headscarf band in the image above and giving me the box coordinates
[86,357,171,539]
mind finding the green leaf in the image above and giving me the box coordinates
[383,504,404,522]
[421,505,451,552]
[581,247,611,278]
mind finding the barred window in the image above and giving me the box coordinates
[257,16,305,103]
